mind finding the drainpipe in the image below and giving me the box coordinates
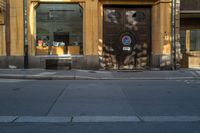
[5,0,10,56]
[171,0,177,70]
[23,0,28,68]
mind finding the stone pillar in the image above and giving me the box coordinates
[83,0,99,69]
[9,0,24,56]
[0,0,6,56]
[0,0,24,68]
[0,25,6,56]
[152,0,172,69]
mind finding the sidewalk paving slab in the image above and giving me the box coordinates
[0,69,199,80]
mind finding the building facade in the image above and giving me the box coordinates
[0,0,198,70]
[179,0,200,68]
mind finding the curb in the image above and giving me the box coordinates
[1,115,200,123]
[0,75,75,80]
[0,75,199,80]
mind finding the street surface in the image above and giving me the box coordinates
[0,79,200,133]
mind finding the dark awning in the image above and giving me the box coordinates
[181,10,200,18]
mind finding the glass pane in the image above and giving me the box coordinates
[180,30,186,52]
[104,9,122,24]
[35,4,83,55]
[190,30,200,51]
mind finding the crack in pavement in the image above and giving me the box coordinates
[45,87,68,116]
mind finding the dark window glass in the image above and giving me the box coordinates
[132,12,145,22]
[180,30,186,52]
[190,30,200,51]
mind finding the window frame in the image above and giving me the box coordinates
[34,3,84,56]
[183,29,200,53]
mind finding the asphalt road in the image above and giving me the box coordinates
[1,122,200,133]
[0,79,200,133]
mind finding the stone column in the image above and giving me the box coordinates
[152,0,172,69]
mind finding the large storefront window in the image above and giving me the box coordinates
[35,4,83,55]
[190,30,200,51]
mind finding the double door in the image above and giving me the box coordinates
[103,6,151,69]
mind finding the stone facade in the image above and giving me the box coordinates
[179,0,200,68]
[0,0,183,70]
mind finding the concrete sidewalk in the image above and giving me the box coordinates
[0,69,199,80]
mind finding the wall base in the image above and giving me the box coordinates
[151,54,173,70]
[0,55,175,70]
[0,55,99,70]
[0,56,24,68]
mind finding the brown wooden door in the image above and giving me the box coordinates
[103,6,151,69]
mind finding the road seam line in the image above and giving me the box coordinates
[70,116,74,123]
[11,116,19,123]
[0,116,18,123]
[191,71,198,78]
[120,87,144,123]
[45,87,67,116]
[194,71,200,77]
[136,115,144,122]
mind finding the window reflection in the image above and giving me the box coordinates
[104,9,121,24]
[125,11,138,30]
[35,4,83,55]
